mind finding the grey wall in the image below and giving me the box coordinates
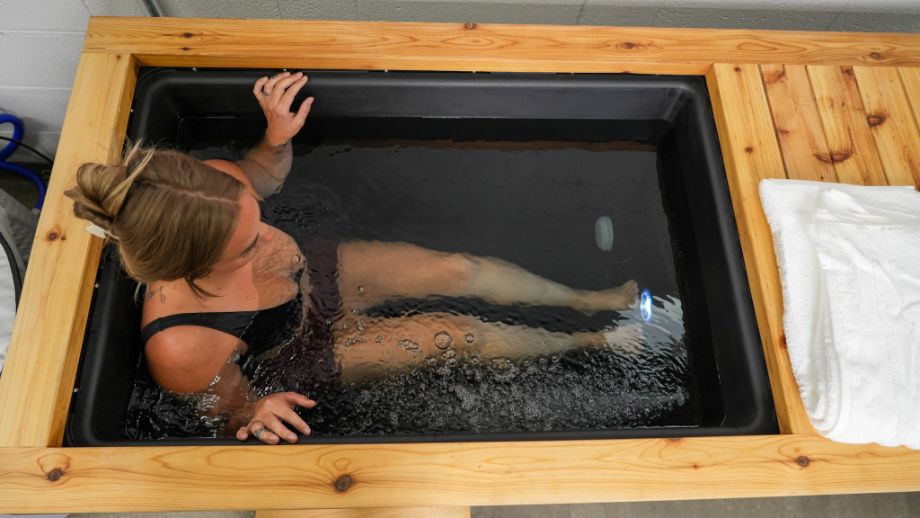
[1,0,918,161]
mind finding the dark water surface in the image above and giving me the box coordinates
[126,124,700,440]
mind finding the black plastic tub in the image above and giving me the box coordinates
[65,69,776,446]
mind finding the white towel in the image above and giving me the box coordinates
[759,179,920,449]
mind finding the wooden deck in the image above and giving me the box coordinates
[0,17,919,513]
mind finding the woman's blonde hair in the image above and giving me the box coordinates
[65,143,246,296]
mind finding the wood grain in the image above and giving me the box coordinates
[806,65,888,185]
[1,435,919,512]
[852,66,920,188]
[0,53,136,448]
[257,507,471,518]
[82,17,920,72]
[706,64,813,434]
[760,64,837,182]
[898,67,920,147]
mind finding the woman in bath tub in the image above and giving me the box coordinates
[66,72,639,445]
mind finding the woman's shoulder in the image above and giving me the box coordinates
[145,325,239,393]
[203,158,256,193]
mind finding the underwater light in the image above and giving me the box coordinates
[639,289,653,322]
[595,215,614,251]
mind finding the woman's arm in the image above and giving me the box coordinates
[241,71,314,198]
[199,361,316,444]
[236,136,293,198]
[146,333,314,444]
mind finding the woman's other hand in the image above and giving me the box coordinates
[236,391,316,444]
[253,71,314,147]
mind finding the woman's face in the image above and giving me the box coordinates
[209,192,265,275]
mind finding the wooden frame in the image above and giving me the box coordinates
[1,17,920,513]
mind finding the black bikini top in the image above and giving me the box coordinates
[140,308,258,345]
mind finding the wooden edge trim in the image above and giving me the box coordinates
[255,507,472,518]
[0,53,137,447]
[1,435,918,512]
[84,17,920,70]
[705,64,815,434]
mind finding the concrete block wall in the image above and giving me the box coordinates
[0,0,918,162]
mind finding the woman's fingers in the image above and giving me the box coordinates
[261,71,291,97]
[283,392,317,409]
[270,72,304,106]
[252,76,269,100]
[248,420,279,445]
[294,97,314,127]
[279,75,308,111]
[279,406,311,436]
[265,416,299,444]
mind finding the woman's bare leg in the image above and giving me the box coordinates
[332,312,643,384]
[336,241,638,313]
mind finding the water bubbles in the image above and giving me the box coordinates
[375,335,384,344]
[356,320,366,334]
[433,331,454,350]
[425,356,437,366]
[550,353,561,363]
[488,357,516,381]
[343,336,366,347]
[358,285,366,296]
[397,339,420,353]
[465,333,475,344]
[441,349,457,360]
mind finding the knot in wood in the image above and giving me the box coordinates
[47,231,59,241]
[796,456,810,467]
[866,113,886,126]
[47,468,64,482]
[335,474,353,492]
[464,22,477,30]
[869,51,883,60]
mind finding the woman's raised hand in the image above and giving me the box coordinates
[236,391,316,444]
[253,71,314,147]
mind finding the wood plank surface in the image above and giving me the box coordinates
[852,66,920,188]
[806,65,889,185]
[0,53,136,448]
[1,435,919,513]
[899,67,920,137]
[82,17,920,72]
[760,64,837,182]
[706,64,813,434]
[257,507,471,518]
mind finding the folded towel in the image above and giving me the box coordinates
[760,179,920,449]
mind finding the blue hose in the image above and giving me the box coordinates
[0,114,47,210]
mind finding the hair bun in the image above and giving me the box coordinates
[65,143,155,233]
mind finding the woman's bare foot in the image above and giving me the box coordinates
[575,280,639,314]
